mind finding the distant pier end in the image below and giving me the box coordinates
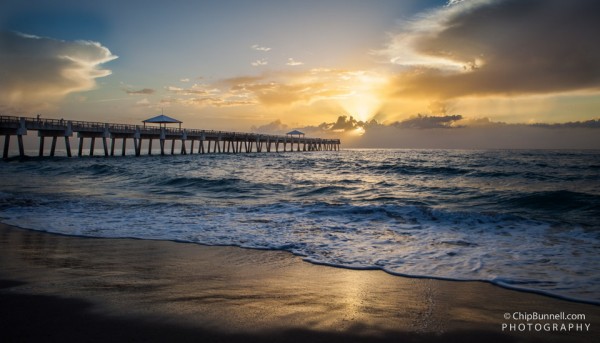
[0,116,340,159]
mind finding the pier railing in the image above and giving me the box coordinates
[0,115,340,158]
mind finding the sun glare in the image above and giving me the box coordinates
[352,126,366,136]
[338,72,387,122]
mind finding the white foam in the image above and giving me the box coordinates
[2,197,599,304]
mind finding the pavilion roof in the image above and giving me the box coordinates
[142,115,182,124]
[286,130,305,135]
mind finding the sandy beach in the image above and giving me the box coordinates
[0,223,598,342]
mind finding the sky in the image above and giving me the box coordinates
[1,0,599,148]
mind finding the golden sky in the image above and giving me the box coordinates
[1,0,599,148]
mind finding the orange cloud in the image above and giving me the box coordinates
[163,69,387,118]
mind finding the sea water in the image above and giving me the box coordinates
[1,149,599,303]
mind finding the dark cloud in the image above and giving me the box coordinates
[0,31,116,112]
[389,0,600,98]
[126,88,155,95]
[393,114,463,129]
[352,124,600,149]
[529,119,600,129]
[325,115,363,131]
[297,113,600,149]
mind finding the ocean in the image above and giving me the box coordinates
[1,149,599,304]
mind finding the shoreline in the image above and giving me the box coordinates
[4,220,598,307]
[1,223,598,342]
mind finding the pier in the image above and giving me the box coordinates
[0,116,340,159]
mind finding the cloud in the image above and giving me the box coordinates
[251,44,271,52]
[286,58,304,66]
[162,69,387,115]
[166,84,220,96]
[251,59,268,66]
[329,115,362,131]
[446,0,467,5]
[126,88,155,95]
[377,0,600,99]
[529,119,600,129]
[217,69,382,108]
[163,83,256,108]
[354,122,600,149]
[307,114,600,149]
[136,98,150,106]
[251,119,289,134]
[393,114,463,129]
[362,125,596,149]
[314,113,600,134]
[0,31,117,113]
[180,78,190,82]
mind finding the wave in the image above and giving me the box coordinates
[158,176,242,188]
[1,149,600,304]
[372,164,470,176]
[501,190,600,216]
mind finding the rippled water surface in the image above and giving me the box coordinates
[1,149,599,303]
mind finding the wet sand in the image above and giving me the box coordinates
[0,223,598,342]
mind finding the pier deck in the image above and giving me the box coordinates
[0,116,340,159]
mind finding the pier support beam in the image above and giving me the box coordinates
[102,137,109,157]
[17,135,24,157]
[148,138,153,155]
[39,136,45,157]
[134,138,140,157]
[3,135,10,160]
[65,137,72,157]
[90,137,96,156]
[78,137,84,157]
[50,136,58,157]
[110,138,116,156]
[122,138,127,156]
[160,139,165,156]
[181,140,187,155]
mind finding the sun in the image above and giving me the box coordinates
[337,71,387,122]
[351,126,366,136]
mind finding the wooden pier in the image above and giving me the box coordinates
[0,116,340,159]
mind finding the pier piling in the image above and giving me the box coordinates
[50,136,58,157]
[3,135,10,159]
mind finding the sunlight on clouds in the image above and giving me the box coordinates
[135,98,150,106]
[154,0,600,129]
[0,31,117,113]
[373,1,478,71]
[251,59,268,66]
[251,44,271,52]
[350,126,366,136]
[336,71,388,122]
[161,68,392,125]
[376,0,600,101]
[286,58,304,66]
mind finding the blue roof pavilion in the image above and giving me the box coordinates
[143,114,182,128]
